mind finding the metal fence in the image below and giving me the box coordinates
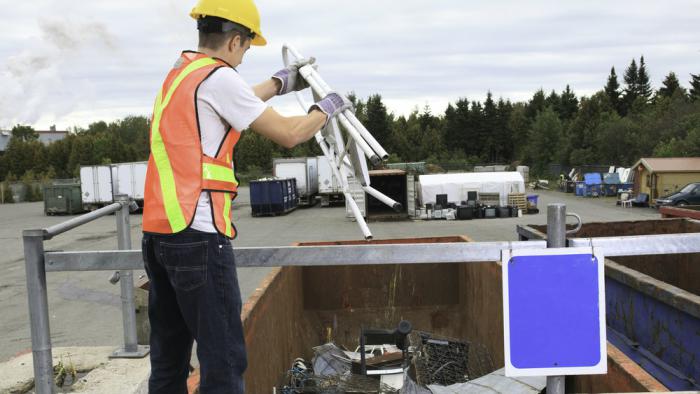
[23,201,700,393]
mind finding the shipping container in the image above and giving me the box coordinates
[273,157,318,205]
[249,178,298,217]
[317,155,344,207]
[111,161,147,205]
[43,183,83,215]
[517,218,700,391]
[80,165,113,210]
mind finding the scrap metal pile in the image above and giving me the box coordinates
[277,321,494,393]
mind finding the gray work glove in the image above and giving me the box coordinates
[309,92,353,128]
[271,57,315,95]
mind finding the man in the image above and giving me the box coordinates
[141,0,350,392]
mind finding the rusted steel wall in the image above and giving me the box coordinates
[460,261,505,367]
[242,267,316,393]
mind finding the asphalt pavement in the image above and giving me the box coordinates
[0,187,660,361]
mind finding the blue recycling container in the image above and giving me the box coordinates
[575,182,586,196]
[250,178,298,216]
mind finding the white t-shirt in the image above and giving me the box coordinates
[190,66,267,233]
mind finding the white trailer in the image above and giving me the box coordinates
[273,157,318,205]
[316,155,344,207]
[111,161,147,206]
[80,165,114,210]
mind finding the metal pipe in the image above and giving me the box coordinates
[362,185,403,212]
[44,202,124,240]
[115,195,138,354]
[546,203,567,248]
[23,229,54,394]
[546,203,566,394]
[344,192,373,239]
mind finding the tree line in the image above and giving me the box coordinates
[2,56,699,185]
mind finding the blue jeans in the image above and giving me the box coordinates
[142,229,247,394]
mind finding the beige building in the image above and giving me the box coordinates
[632,157,700,202]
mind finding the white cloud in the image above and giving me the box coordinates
[0,0,698,129]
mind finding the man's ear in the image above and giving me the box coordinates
[229,34,241,52]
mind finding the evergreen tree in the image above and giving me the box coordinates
[482,92,498,161]
[622,58,639,114]
[525,89,546,119]
[558,85,579,120]
[637,56,653,103]
[495,98,514,162]
[604,67,622,114]
[364,94,392,147]
[689,73,700,102]
[657,72,685,99]
[526,107,565,175]
[545,90,561,112]
[508,104,530,161]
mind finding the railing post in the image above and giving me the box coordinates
[546,203,566,394]
[111,195,149,358]
[23,229,54,394]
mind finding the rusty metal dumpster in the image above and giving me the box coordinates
[236,236,666,393]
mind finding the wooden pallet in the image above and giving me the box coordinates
[508,193,528,210]
[479,192,500,206]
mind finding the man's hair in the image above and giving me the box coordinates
[197,16,252,50]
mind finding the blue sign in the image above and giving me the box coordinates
[502,247,607,377]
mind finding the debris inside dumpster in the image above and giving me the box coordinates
[277,321,495,393]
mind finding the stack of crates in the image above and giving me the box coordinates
[249,178,298,217]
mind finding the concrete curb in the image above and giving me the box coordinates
[0,346,150,394]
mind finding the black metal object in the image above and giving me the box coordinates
[436,194,448,208]
[359,320,412,375]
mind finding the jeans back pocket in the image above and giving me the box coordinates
[159,241,208,291]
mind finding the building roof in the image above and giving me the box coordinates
[634,157,700,173]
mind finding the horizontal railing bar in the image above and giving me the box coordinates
[569,233,700,256]
[44,232,700,272]
[40,202,126,240]
[44,241,548,271]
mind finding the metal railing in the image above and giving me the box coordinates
[23,201,700,393]
[23,195,149,393]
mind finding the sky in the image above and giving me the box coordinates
[0,0,698,130]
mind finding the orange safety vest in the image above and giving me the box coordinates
[143,51,240,238]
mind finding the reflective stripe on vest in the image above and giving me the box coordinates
[150,57,218,232]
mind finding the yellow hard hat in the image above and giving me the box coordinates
[190,0,267,46]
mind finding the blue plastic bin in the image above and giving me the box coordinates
[526,194,538,207]
[575,182,586,196]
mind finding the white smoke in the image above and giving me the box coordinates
[0,17,118,128]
